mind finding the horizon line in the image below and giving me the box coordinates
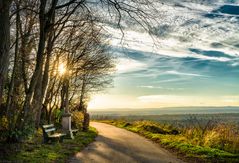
[88,105,239,111]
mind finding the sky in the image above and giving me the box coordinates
[88,0,239,110]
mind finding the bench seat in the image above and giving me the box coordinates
[48,133,66,138]
[42,124,66,143]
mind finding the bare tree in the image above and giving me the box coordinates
[0,0,12,106]
[0,0,158,141]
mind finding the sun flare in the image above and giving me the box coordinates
[58,63,66,75]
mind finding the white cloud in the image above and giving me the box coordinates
[138,85,185,91]
[138,85,154,89]
[106,1,239,62]
[231,62,239,67]
[138,85,162,89]
[88,1,239,110]
[156,78,188,83]
[108,27,236,62]
[165,70,209,77]
[116,58,147,73]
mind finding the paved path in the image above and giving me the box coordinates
[70,122,184,163]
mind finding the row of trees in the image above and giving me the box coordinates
[0,0,155,142]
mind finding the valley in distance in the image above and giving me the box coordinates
[90,106,239,125]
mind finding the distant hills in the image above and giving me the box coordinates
[89,106,239,116]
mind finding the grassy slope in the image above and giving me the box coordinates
[99,120,239,163]
[0,127,97,162]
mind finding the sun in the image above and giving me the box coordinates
[58,63,66,75]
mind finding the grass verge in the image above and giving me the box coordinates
[0,127,97,162]
[99,120,239,163]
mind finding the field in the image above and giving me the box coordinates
[92,113,239,127]
[92,112,239,162]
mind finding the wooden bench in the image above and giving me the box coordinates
[42,124,66,143]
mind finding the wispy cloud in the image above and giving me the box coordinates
[138,85,185,91]
[155,78,188,84]
[138,85,162,89]
[116,58,147,73]
[89,1,239,109]
[165,70,209,77]
[106,1,239,63]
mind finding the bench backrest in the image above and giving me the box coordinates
[42,124,56,137]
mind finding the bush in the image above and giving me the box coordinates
[72,111,84,130]
[0,116,8,141]
[144,125,167,134]
[133,121,179,135]
[0,116,8,130]
[204,124,239,153]
[183,122,239,154]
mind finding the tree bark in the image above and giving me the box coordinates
[83,113,89,131]
[6,1,20,133]
[19,0,48,129]
[34,12,55,128]
[32,68,43,128]
[35,37,54,128]
[0,0,11,106]
[19,0,59,129]
[78,77,86,112]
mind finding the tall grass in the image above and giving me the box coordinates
[98,118,239,162]
[182,119,239,154]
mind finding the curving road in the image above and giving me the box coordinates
[70,122,184,163]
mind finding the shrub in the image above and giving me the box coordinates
[123,122,131,127]
[72,111,84,130]
[0,116,8,141]
[0,116,8,130]
[183,122,239,154]
[132,121,179,135]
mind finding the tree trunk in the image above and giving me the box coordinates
[18,0,48,130]
[0,0,11,107]
[79,77,90,131]
[83,113,89,131]
[19,0,59,130]
[34,0,57,128]
[78,77,86,112]
[6,2,20,133]
[35,43,52,128]
[32,68,43,128]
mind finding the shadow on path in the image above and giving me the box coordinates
[69,122,184,163]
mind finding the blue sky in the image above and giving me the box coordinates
[88,0,239,109]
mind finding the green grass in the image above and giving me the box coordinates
[99,120,239,162]
[0,127,97,162]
